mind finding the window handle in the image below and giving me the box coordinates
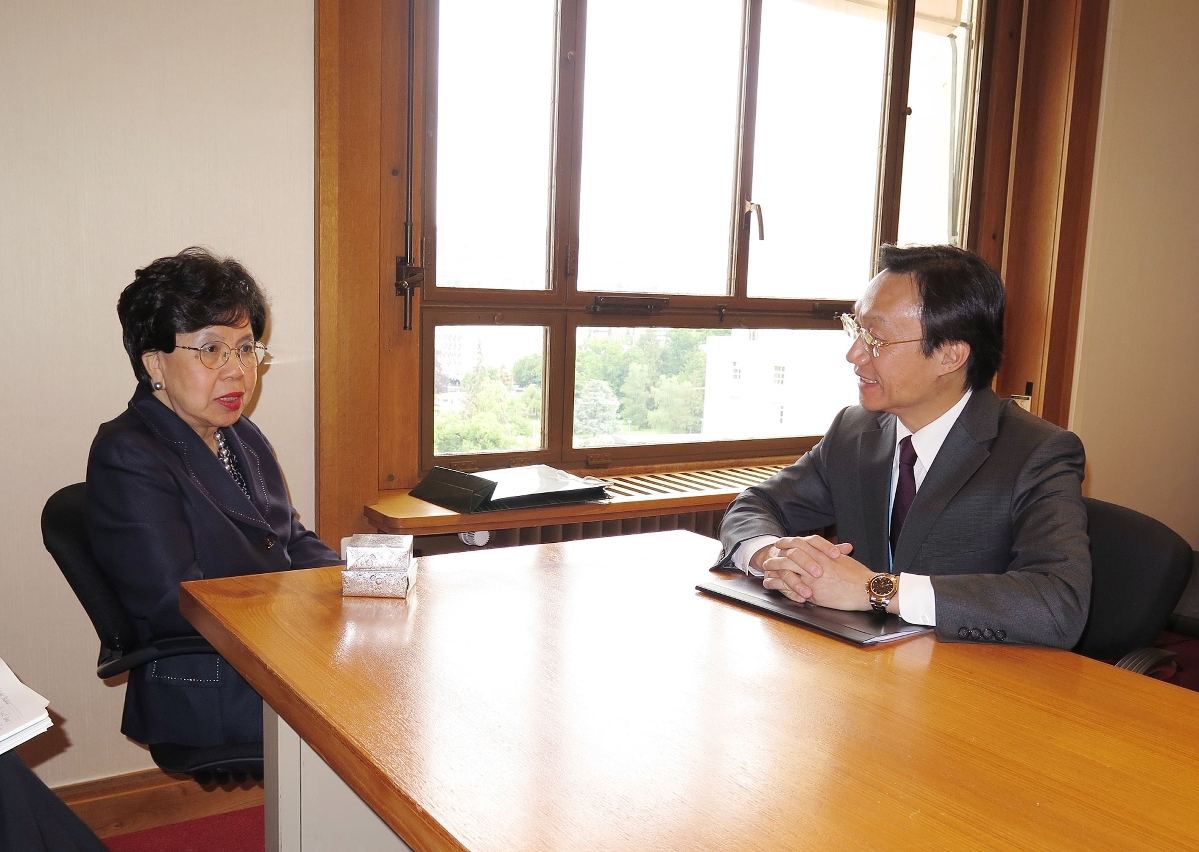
[745,200,765,240]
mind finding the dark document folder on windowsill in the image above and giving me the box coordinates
[410,464,611,513]
[697,573,932,646]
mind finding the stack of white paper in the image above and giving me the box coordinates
[0,656,51,755]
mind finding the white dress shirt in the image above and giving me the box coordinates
[733,390,973,626]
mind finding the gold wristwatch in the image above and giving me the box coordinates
[866,573,899,613]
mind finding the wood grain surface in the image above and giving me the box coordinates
[180,530,1199,851]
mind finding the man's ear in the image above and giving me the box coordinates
[936,341,971,378]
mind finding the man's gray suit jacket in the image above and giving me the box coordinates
[718,389,1091,649]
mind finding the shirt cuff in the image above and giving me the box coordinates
[897,572,936,625]
[733,535,779,577]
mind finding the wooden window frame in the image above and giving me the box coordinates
[402,0,991,476]
[315,0,1108,547]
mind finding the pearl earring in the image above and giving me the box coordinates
[153,381,164,391]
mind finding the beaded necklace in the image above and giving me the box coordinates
[214,429,251,499]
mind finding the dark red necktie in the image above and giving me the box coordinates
[890,435,917,554]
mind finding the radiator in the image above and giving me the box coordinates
[483,511,719,547]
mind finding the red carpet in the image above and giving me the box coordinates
[103,805,263,852]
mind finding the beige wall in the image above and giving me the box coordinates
[0,1,316,785]
[1072,0,1199,547]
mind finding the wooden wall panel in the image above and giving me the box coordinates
[316,0,386,545]
[1040,0,1108,426]
[995,0,1076,411]
[968,0,1023,267]
[994,0,1107,424]
[378,0,423,492]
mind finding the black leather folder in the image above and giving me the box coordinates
[410,464,610,513]
[697,574,932,645]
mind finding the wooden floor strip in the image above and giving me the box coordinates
[55,767,263,839]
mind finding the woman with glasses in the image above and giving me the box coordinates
[85,246,341,751]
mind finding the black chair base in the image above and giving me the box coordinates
[1115,646,1178,677]
[42,483,266,787]
[149,742,264,785]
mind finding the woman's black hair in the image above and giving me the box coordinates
[877,244,1005,391]
[117,247,269,386]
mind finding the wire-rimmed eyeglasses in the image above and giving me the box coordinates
[177,341,270,370]
[838,313,923,358]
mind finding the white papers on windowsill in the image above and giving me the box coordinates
[0,656,51,755]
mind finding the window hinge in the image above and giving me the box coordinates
[585,296,669,316]
[565,245,578,278]
[586,452,612,468]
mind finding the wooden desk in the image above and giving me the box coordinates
[181,531,1199,851]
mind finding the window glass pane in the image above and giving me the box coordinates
[436,0,556,289]
[576,0,743,296]
[572,327,857,448]
[747,0,888,300]
[896,0,979,246]
[434,326,546,455]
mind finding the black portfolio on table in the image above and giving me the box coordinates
[410,464,611,513]
[697,573,932,646]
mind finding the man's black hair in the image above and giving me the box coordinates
[877,244,1005,391]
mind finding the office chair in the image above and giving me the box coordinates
[1073,497,1194,674]
[40,483,263,785]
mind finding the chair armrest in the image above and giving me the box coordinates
[96,635,218,679]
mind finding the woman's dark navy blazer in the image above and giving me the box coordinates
[85,384,341,748]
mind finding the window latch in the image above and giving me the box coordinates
[395,256,424,331]
[811,299,855,319]
[744,200,765,240]
[585,296,669,315]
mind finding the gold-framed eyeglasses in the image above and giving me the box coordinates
[177,341,270,370]
[838,313,923,358]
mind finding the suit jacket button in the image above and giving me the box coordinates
[995,630,1006,641]
[958,627,970,639]
[982,628,994,640]
[969,628,982,640]
[264,534,277,549]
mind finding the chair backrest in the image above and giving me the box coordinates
[41,484,262,783]
[1074,497,1194,660]
[40,483,141,667]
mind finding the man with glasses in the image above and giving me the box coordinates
[716,244,1090,648]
